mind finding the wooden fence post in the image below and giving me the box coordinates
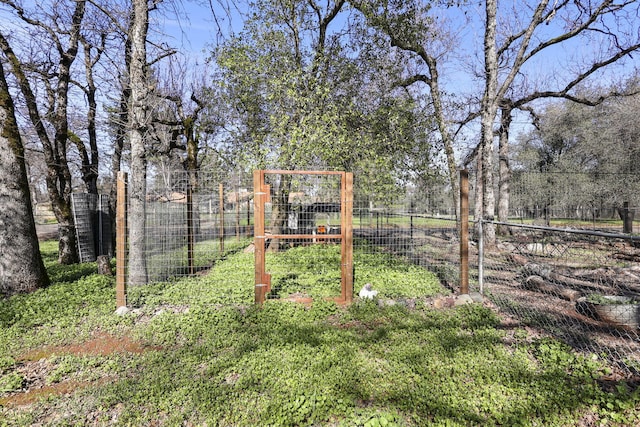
[116,171,128,308]
[459,169,469,295]
[219,183,225,253]
[341,172,354,303]
[254,171,268,304]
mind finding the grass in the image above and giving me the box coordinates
[1,242,639,426]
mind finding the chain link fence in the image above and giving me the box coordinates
[474,171,640,375]
[477,222,640,374]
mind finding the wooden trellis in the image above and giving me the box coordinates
[253,170,354,304]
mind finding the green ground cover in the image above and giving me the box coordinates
[0,242,639,426]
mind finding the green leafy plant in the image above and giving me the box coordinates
[2,241,640,425]
[0,356,15,374]
[0,372,24,393]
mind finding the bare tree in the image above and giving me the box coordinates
[475,0,640,244]
[0,58,50,295]
[68,31,107,195]
[126,0,151,285]
[0,0,87,263]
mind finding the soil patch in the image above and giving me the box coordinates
[0,379,105,407]
[1,332,158,408]
[19,332,151,361]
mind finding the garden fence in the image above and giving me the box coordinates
[114,169,640,374]
[115,170,461,308]
[474,220,640,375]
[471,170,640,375]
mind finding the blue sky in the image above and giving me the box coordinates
[3,0,638,157]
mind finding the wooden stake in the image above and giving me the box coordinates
[116,172,128,308]
[341,172,354,303]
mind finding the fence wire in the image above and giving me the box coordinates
[120,169,640,373]
[508,171,640,231]
[126,170,254,305]
[122,170,459,306]
[478,221,640,374]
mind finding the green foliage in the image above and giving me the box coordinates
[129,243,445,306]
[0,356,15,374]
[2,241,639,425]
[586,294,637,305]
[0,372,24,393]
[0,242,120,357]
[145,237,253,283]
[354,244,443,298]
[211,0,437,196]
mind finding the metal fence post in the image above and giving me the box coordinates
[187,181,195,275]
[459,169,469,295]
[219,183,225,253]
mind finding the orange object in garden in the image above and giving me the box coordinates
[317,225,326,234]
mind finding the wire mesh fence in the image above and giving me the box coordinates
[118,170,460,308]
[508,171,640,231]
[142,170,253,283]
[70,193,112,263]
[476,224,640,375]
[117,169,640,373]
[468,171,640,374]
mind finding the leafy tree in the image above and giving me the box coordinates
[350,0,462,222]
[212,0,438,211]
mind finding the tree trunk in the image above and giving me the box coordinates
[618,201,634,234]
[497,107,512,235]
[127,0,150,285]
[425,60,460,229]
[0,61,50,295]
[51,0,85,265]
[81,37,101,195]
[473,152,483,240]
[479,0,498,246]
[0,5,84,265]
[108,34,132,256]
[185,115,201,236]
[268,174,292,252]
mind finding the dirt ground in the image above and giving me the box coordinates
[36,224,58,241]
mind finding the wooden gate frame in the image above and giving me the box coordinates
[253,170,354,304]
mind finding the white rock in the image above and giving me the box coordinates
[359,283,378,299]
[454,294,474,306]
[115,306,129,316]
